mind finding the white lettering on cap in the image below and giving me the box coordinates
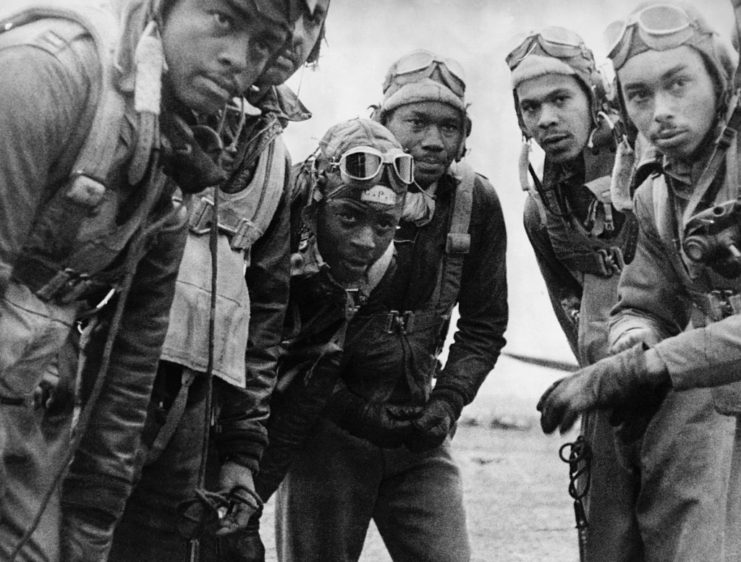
[360,185,397,206]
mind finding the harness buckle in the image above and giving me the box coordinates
[188,197,214,234]
[401,310,415,333]
[385,310,400,333]
[35,268,76,301]
[229,218,256,251]
[704,289,740,322]
[596,247,625,276]
[384,310,415,334]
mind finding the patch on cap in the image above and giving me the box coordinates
[359,185,398,206]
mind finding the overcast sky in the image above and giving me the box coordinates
[282,0,737,360]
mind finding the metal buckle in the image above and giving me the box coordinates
[36,268,95,303]
[384,310,414,334]
[35,266,117,309]
[36,268,76,301]
[229,218,256,251]
[704,289,740,322]
[345,288,361,320]
[188,197,214,234]
[384,310,399,333]
[596,247,625,276]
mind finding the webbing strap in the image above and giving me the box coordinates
[188,138,287,252]
[430,162,473,315]
[146,370,197,464]
[682,94,741,230]
[446,161,473,255]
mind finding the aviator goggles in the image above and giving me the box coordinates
[606,3,711,70]
[329,146,414,188]
[383,49,466,98]
[506,26,592,71]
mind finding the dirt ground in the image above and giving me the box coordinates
[259,355,582,561]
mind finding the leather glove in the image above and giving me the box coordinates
[537,343,669,435]
[216,512,265,562]
[326,383,422,448]
[407,389,465,453]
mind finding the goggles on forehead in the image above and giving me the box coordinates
[330,146,414,188]
[384,50,466,98]
[506,26,590,71]
[606,3,708,70]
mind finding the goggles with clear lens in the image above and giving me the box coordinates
[506,26,589,70]
[606,3,704,70]
[384,50,466,97]
[333,146,414,187]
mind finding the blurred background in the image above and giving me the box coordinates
[282,0,736,374]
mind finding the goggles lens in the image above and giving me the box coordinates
[606,4,696,68]
[506,26,587,70]
[338,146,414,186]
[385,50,466,97]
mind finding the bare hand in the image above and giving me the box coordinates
[215,461,261,536]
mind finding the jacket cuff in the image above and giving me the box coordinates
[214,425,266,473]
[430,388,466,421]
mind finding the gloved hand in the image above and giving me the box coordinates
[326,383,422,448]
[216,512,265,562]
[215,461,262,536]
[609,326,663,354]
[407,389,465,452]
[537,343,669,435]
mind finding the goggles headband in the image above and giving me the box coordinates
[384,50,466,98]
[506,26,590,71]
[606,3,710,70]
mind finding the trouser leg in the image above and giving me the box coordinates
[275,419,381,562]
[373,437,471,562]
[724,418,741,562]
[582,409,643,562]
[637,388,734,562]
[110,364,208,562]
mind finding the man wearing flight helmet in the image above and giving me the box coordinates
[539,2,741,560]
[212,117,412,561]
[0,0,302,558]
[274,50,508,561]
[107,2,331,560]
[506,27,645,561]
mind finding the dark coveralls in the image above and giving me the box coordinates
[523,143,652,561]
[0,16,187,561]
[276,169,508,562]
[608,151,738,561]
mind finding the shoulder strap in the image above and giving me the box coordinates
[250,137,288,239]
[0,1,125,198]
[446,161,474,255]
[431,161,474,315]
